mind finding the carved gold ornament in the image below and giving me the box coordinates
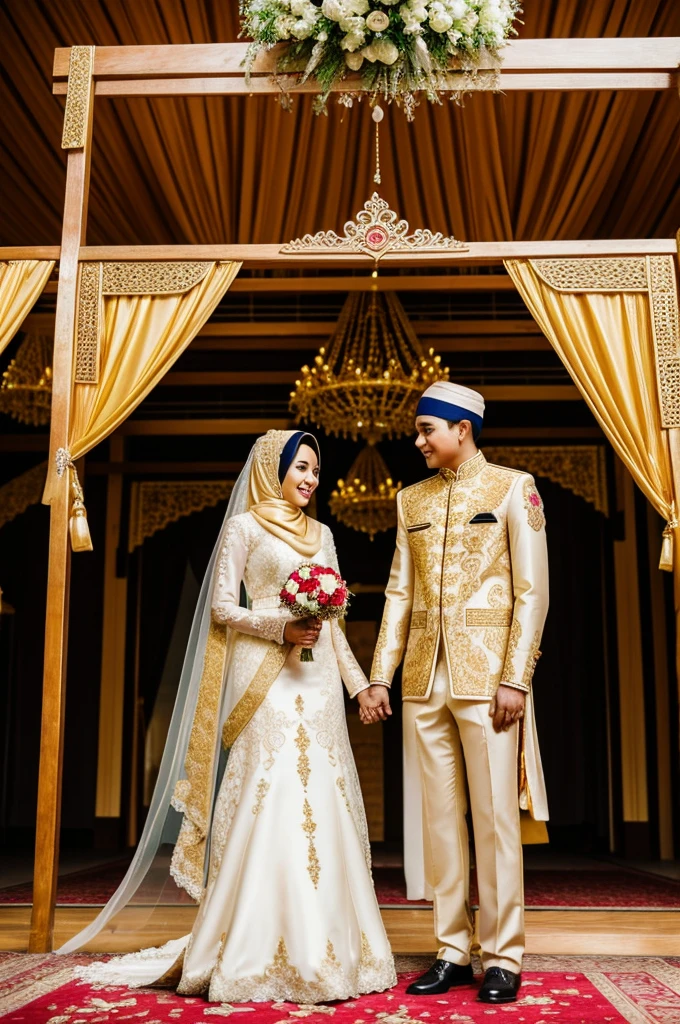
[61,45,94,149]
[128,480,235,551]
[329,444,402,541]
[290,290,448,444]
[281,193,467,261]
[483,446,608,515]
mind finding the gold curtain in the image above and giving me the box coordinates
[0,261,54,356]
[43,260,241,548]
[505,259,677,568]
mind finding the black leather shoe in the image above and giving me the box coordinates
[406,959,474,995]
[477,967,521,1003]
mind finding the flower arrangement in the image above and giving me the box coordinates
[240,1,521,117]
[280,563,351,660]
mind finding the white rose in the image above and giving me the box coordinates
[345,50,364,69]
[299,566,311,579]
[430,12,453,31]
[449,0,468,17]
[274,14,295,37]
[372,38,399,64]
[321,0,342,20]
[285,579,299,595]
[295,592,310,606]
[292,18,314,38]
[342,28,366,51]
[319,573,339,595]
[346,0,369,13]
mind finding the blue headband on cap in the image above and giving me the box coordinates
[278,431,319,483]
[416,397,483,440]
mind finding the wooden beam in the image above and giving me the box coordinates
[0,247,60,260]
[227,274,516,292]
[52,39,680,79]
[52,72,676,97]
[29,68,95,953]
[191,336,551,352]
[74,240,677,268]
[86,461,244,475]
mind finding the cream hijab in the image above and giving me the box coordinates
[247,429,322,558]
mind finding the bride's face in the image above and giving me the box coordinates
[281,443,319,508]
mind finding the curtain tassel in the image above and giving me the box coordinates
[56,447,93,553]
[659,506,678,572]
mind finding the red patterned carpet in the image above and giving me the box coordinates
[1,953,679,1023]
[3,862,680,909]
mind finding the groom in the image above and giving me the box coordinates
[362,382,549,1004]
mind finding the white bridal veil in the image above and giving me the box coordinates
[57,447,258,953]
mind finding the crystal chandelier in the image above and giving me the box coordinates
[0,331,52,426]
[329,444,402,541]
[290,291,449,444]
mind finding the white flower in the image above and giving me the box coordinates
[295,592,310,606]
[274,13,296,38]
[292,18,315,38]
[429,11,453,32]
[321,0,342,19]
[319,573,339,595]
[345,50,364,69]
[299,566,311,579]
[341,28,366,51]
[372,37,399,64]
[285,579,299,595]
[449,0,468,19]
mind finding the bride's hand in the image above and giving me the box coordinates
[284,617,322,647]
[357,685,392,725]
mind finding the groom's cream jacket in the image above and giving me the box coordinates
[370,450,549,701]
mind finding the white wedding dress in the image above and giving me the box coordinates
[78,513,396,1003]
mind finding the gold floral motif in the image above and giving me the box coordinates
[523,478,546,532]
[484,446,608,515]
[102,261,212,295]
[647,255,680,428]
[201,934,396,1004]
[252,779,270,816]
[466,608,513,627]
[128,480,235,551]
[74,262,102,383]
[302,798,321,888]
[61,45,94,149]
[336,776,352,814]
[295,724,311,790]
[484,626,509,658]
[295,693,304,716]
[503,619,522,684]
[222,643,291,749]
[530,257,647,293]
[410,610,427,629]
[448,632,491,697]
[522,632,542,689]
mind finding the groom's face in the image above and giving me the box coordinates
[415,415,466,469]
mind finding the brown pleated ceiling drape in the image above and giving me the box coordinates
[1,0,678,247]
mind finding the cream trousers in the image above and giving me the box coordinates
[403,651,524,973]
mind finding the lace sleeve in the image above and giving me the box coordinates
[212,518,287,644]
[323,525,369,698]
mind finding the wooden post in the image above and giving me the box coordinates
[28,64,94,953]
[669,428,680,710]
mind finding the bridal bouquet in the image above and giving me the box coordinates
[280,563,351,661]
[240,0,521,118]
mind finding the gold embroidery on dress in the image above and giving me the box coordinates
[503,619,522,683]
[222,643,291,749]
[252,779,270,815]
[522,632,542,688]
[295,693,304,716]
[336,776,352,814]
[466,608,513,627]
[524,478,546,532]
[302,798,321,888]
[295,723,312,790]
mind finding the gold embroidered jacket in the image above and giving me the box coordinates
[370,451,549,700]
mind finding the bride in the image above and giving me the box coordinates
[65,429,396,1003]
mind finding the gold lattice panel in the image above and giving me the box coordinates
[483,445,608,515]
[128,480,235,551]
[647,256,680,429]
[61,45,94,149]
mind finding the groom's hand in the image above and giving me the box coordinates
[358,685,392,725]
[489,684,525,733]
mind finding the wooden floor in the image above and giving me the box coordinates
[2,906,679,956]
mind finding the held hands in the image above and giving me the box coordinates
[284,617,322,648]
[489,683,525,733]
[358,685,392,725]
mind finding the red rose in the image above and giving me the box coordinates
[330,590,345,606]
[299,578,317,593]
[317,590,330,605]
[309,565,323,577]
[291,571,302,583]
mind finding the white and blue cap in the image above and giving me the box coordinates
[416,381,485,439]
